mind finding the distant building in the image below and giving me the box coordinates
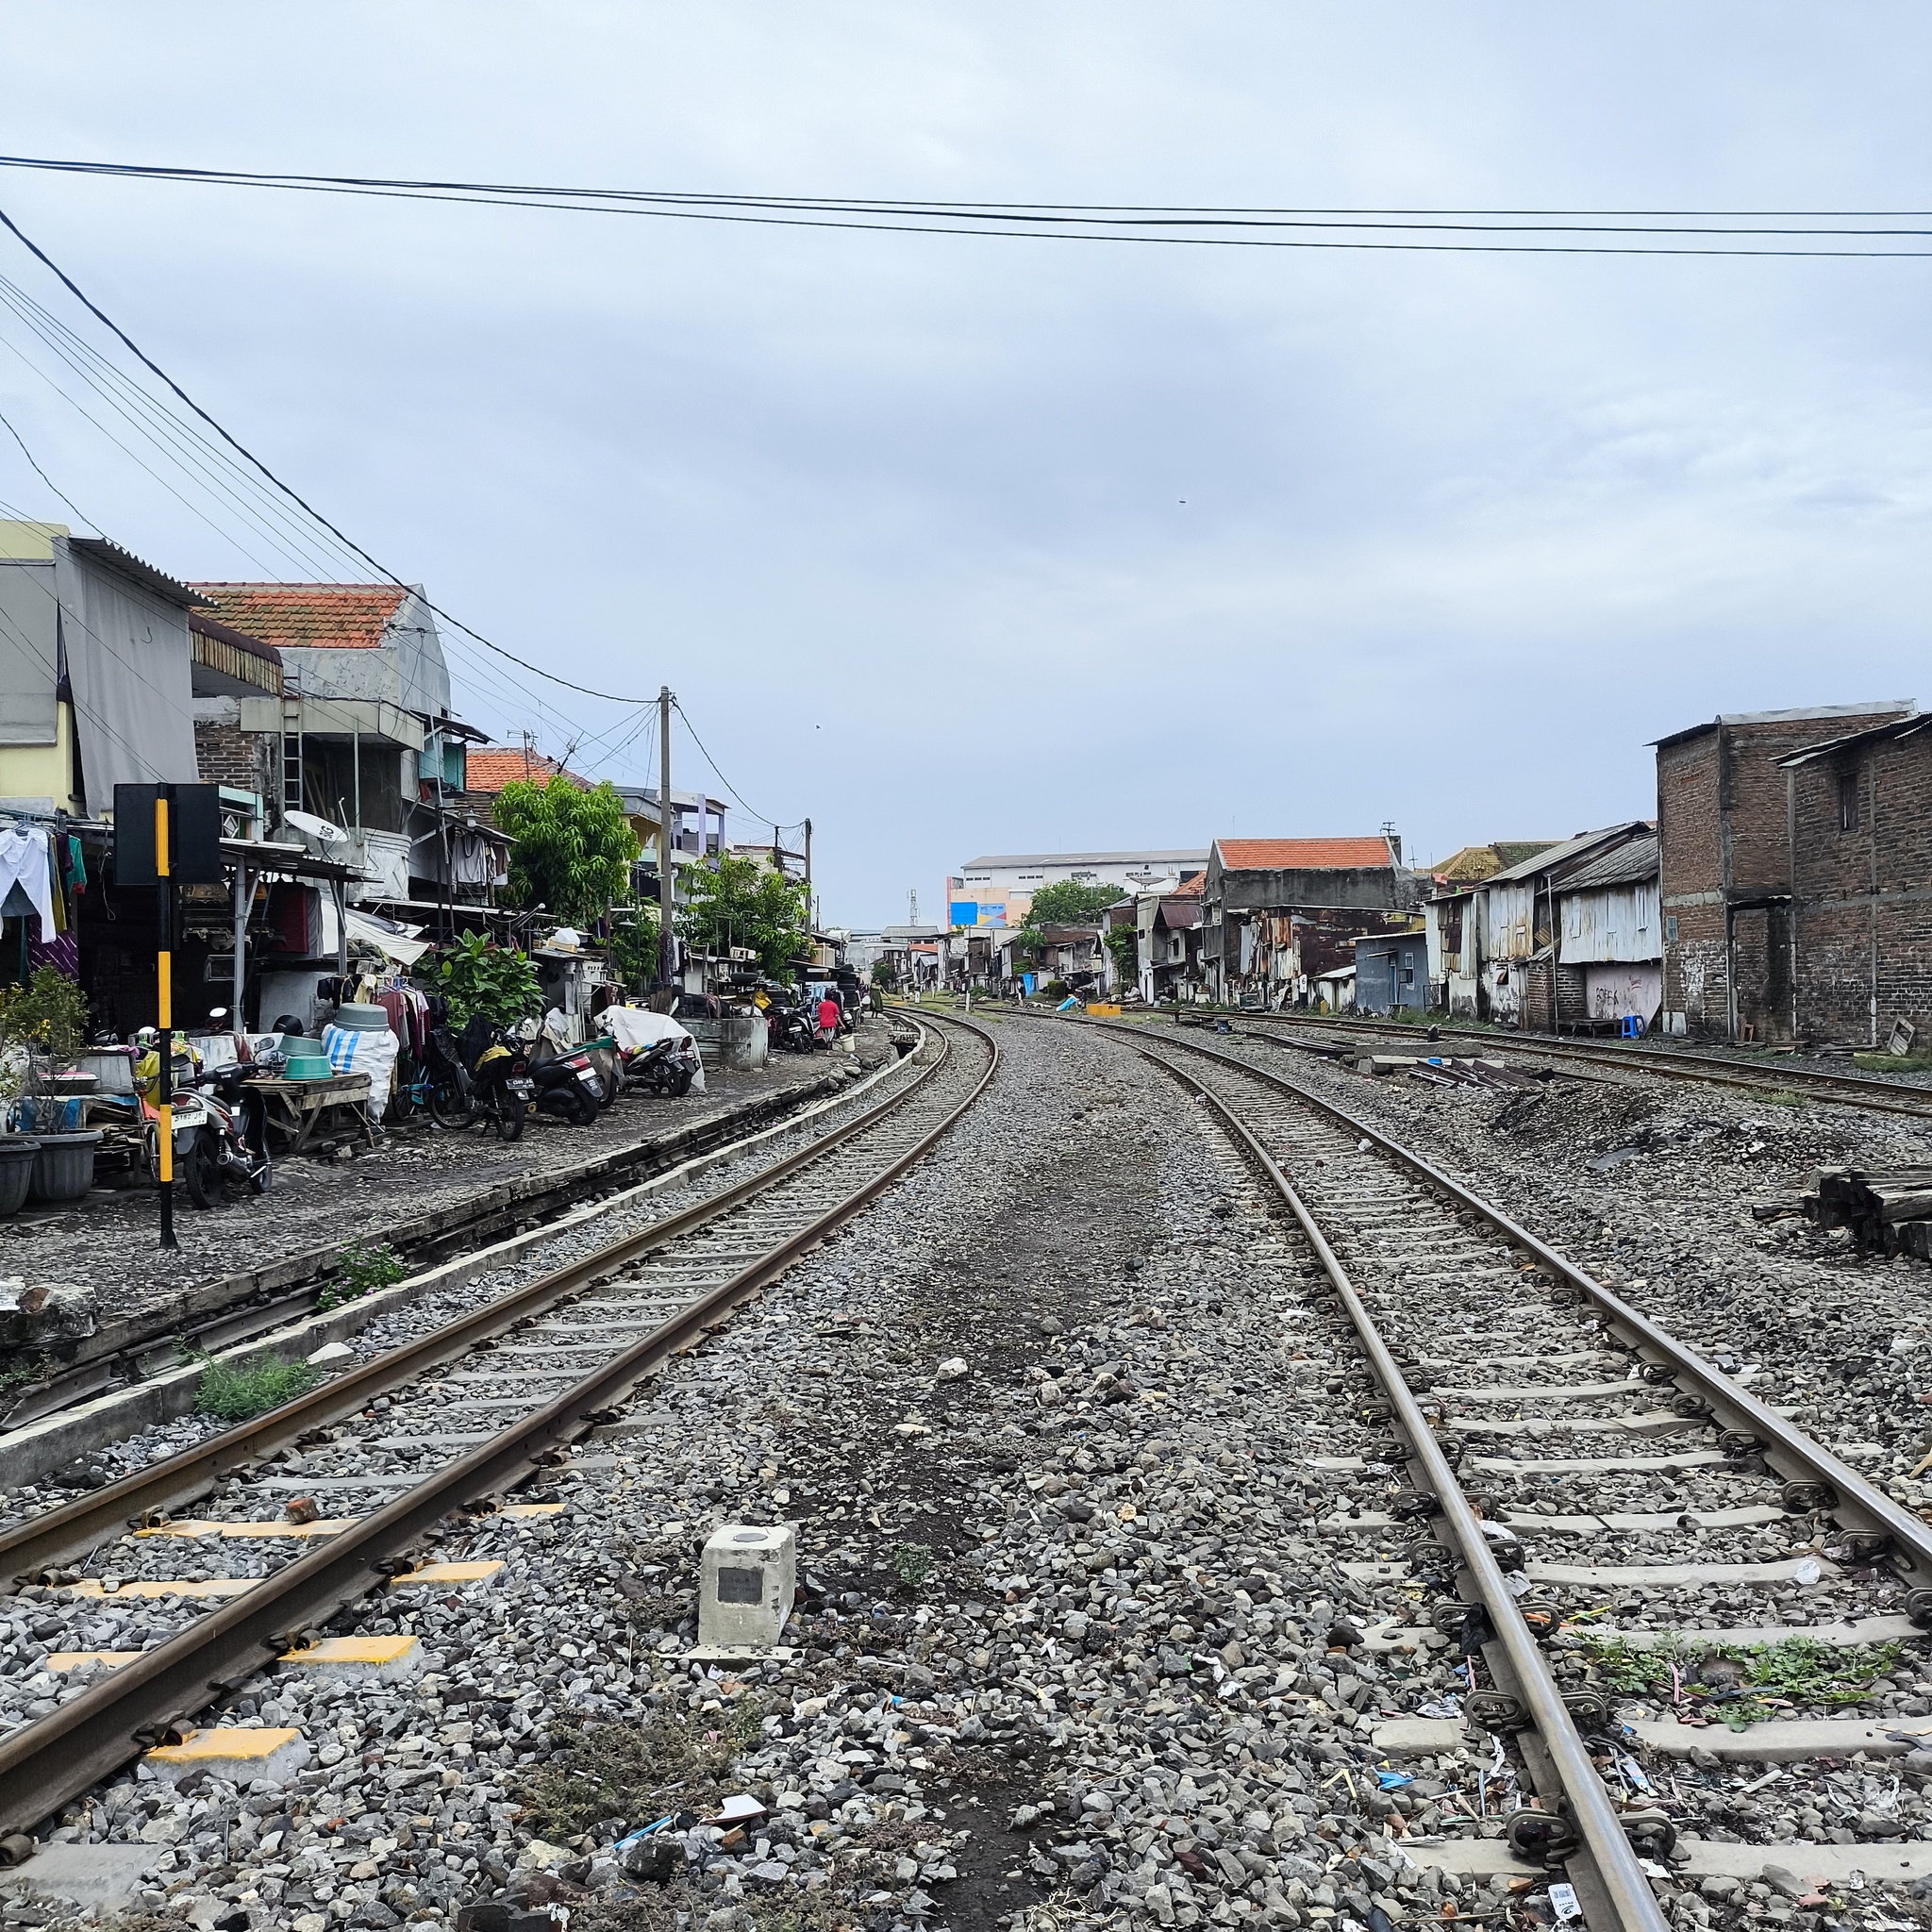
[1354,930,1430,1015]
[1655,703,1914,1039]
[1774,713,1932,1048]
[949,848,1208,929]
[1201,836,1414,1007]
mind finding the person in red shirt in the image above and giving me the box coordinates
[815,992,841,1046]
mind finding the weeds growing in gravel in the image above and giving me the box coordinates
[518,1699,766,1840]
[191,1350,320,1422]
[1580,1633,1901,1729]
[893,1541,937,1589]
[575,1879,853,1932]
[317,1236,407,1311]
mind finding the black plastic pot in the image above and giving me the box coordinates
[0,1137,40,1217]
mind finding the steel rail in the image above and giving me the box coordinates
[0,1022,954,1590]
[1115,1021,1932,1588]
[0,1010,997,1837]
[1224,1008,1932,1121]
[2,1067,855,1435]
[1132,1039,1671,1932]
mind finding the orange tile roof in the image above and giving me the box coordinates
[463,749,586,793]
[190,583,408,652]
[1215,837,1393,871]
[1169,872,1206,897]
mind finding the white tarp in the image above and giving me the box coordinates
[601,1006,694,1053]
[54,542,198,811]
[345,908,431,966]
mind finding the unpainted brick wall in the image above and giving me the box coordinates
[1658,732,1724,1031]
[1789,730,1932,1045]
[194,720,273,798]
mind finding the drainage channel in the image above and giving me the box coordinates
[0,1012,996,1843]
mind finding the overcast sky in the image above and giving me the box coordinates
[2,7,1928,924]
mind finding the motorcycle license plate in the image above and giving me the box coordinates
[575,1067,599,1086]
[507,1077,536,1098]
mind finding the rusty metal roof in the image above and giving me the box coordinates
[1554,831,1658,892]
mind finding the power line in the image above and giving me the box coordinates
[0,199,662,702]
[5,155,1932,256]
[0,404,95,531]
[673,699,797,830]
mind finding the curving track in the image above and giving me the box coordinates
[0,1012,996,1842]
[1102,1016,1932,1930]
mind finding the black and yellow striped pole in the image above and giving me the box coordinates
[155,786,176,1251]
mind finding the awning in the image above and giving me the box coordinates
[346,908,431,966]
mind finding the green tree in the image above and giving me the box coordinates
[1104,923,1138,983]
[492,776,640,929]
[427,932,543,1026]
[608,901,660,993]
[677,855,810,978]
[1024,879,1124,925]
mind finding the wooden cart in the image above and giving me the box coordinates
[252,1074,376,1156]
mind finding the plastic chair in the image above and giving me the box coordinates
[1619,1014,1643,1039]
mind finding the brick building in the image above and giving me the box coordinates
[1655,702,1914,1040]
[1776,713,1932,1047]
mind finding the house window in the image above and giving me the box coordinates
[1664,915,1677,942]
[1401,966,1415,986]
[1840,770,1860,833]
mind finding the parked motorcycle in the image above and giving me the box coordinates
[767,1002,817,1054]
[628,1031,701,1097]
[447,1013,538,1141]
[138,1011,273,1208]
[518,1014,608,1125]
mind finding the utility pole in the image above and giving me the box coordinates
[803,819,812,924]
[658,686,675,992]
[155,788,176,1251]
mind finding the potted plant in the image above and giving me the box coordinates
[0,970,98,1206]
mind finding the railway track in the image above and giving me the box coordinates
[0,1010,996,1846]
[1,1057,872,1440]
[1215,1008,1932,1121]
[1101,1017,1932,1928]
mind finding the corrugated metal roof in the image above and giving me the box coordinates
[1556,832,1658,891]
[1652,702,1915,752]
[1214,837,1392,871]
[192,583,408,651]
[1484,824,1653,886]
[1157,898,1202,929]
[1777,714,1932,766]
[70,537,208,608]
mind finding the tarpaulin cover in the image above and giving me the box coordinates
[0,559,59,746]
[55,542,199,811]
[602,1006,694,1052]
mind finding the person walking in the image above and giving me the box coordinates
[815,991,841,1048]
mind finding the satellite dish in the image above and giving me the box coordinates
[285,809,349,850]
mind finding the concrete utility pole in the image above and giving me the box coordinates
[658,686,675,991]
[803,819,812,909]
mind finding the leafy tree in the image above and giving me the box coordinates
[1104,923,1138,982]
[677,855,810,979]
[427,932,543,1026]
[1024,879,1124,926]
[608,901,660,993]
[870,958,892,988]
[492,776,640,929]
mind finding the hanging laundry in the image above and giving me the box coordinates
[0,826,56,936]
[25,931,77,981]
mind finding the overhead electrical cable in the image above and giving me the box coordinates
[0,404,96,531]
[0,199,663,701]
[3,156,1932,256]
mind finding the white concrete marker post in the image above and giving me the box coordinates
[691,1523,797,1659]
